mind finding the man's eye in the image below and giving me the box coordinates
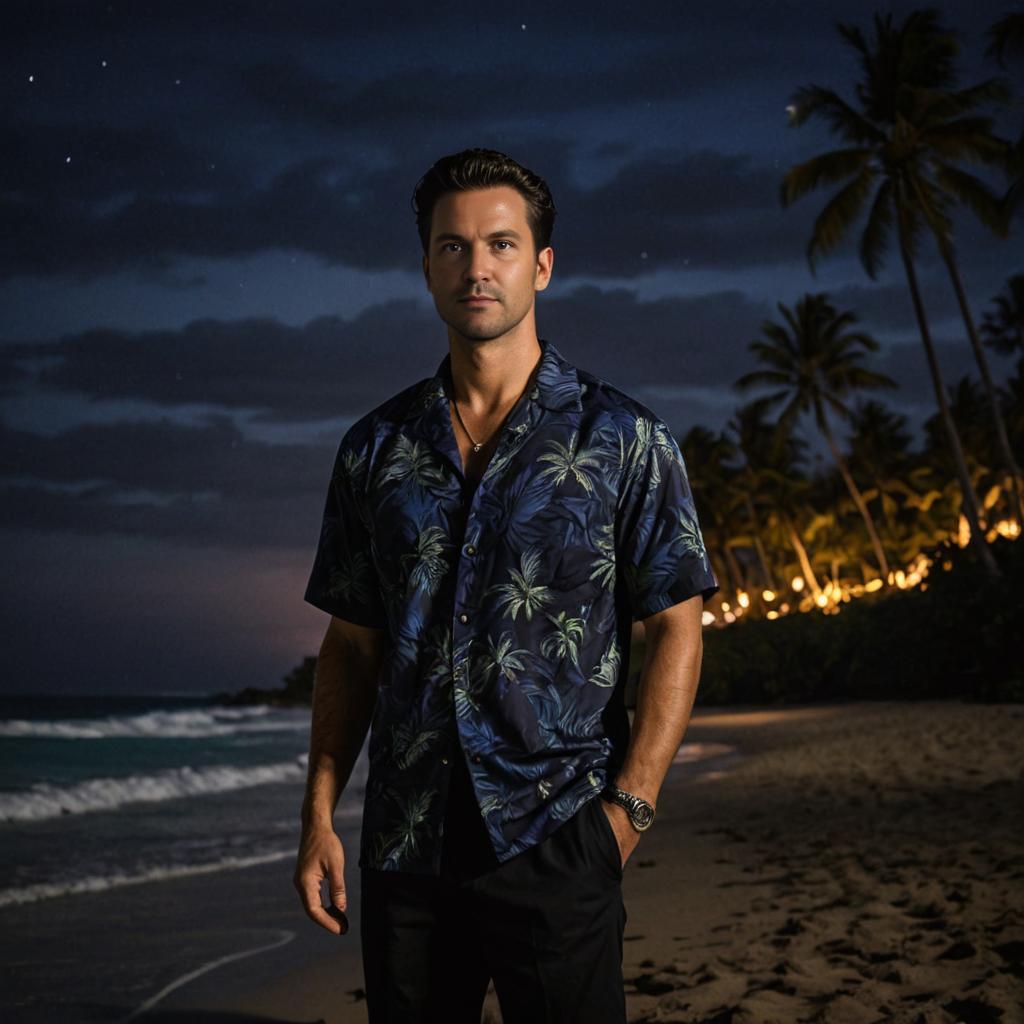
[494,240,512,250]
[443,243,462,253]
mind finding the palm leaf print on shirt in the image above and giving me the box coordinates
[540,610,586,667]
[402,525,451,595]
[536,429,605,494]
[487,547,554,623]
[376,435,446,490]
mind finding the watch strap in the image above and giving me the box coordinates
[602,784,656,831]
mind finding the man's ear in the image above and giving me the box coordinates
[422,254,431,290]
[534,246,554,293]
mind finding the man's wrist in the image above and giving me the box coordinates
[602,783,656,831]
[300,800,335,832]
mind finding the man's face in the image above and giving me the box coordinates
[422,185,553,344]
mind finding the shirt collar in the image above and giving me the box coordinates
[402,337,583,423]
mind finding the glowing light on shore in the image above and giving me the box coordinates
[706,510,1015,628]
[988,518,1021,541]
[701,610,716,626]
[957,514,971,548]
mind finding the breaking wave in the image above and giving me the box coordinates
[0,850,296,907]
[0,704,308,740]
[0,755,310,822]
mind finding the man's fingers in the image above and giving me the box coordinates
[327,847,347,913]
[300,873,343,934]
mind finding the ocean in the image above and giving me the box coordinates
[0,693,367,909]
[1,693,740,1021]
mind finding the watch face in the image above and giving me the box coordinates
[631,801,655,831]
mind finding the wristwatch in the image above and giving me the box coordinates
[602,784,656,832]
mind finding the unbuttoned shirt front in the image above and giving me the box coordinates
[303,337,720,875]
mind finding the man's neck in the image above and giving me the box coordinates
[447,333,543,415]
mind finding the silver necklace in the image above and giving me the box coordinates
[451,373,535,453]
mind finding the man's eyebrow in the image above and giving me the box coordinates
[434,229,523,243]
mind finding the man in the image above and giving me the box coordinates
[294,148,719,1023]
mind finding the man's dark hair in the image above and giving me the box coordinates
[412,148,557,255]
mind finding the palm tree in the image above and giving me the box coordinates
[1003,357,1024,453]
[847,398,915,547]
[981,273,1024,355]
[781,7,1008,578]
[680,425,739,604]
[988,11,1024,66]
[725,403,784,599]
[728,403,824,600]
[736,292,898,578]
[986,11,1024,215]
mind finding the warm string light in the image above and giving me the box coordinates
[701,521,1017,625]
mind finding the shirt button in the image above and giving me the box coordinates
[441,756,449,766]
[472,755,482,764]
[529,387,539,400]
[458,613,469,624]
[465,544,476,556]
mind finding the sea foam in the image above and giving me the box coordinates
[0,755,310,822]
[0,704,308,740]
[0,849,296,907]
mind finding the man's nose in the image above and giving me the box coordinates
[464,244,492,281]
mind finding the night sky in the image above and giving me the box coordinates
[3,0,1020,696]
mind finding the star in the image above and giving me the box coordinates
[28,74,34,82]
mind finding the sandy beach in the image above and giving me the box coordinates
[4,699,1021,1023]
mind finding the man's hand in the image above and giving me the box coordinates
[600,799,642,869]
[294,825,348,935]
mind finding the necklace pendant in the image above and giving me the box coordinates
[472,443,482,453]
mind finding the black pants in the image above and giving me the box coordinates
[360,754,628,1023]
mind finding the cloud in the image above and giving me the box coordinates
[0,413,333,547]
[4,286,772,421]
[1,136,819,282]
[5,301,440,419]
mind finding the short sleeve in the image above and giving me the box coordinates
[615,417,720,621]
[303,435,387,629]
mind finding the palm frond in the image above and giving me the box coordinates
[932,162,1009,236]
[780,148,874,207]
[787,85,885,145]
[807,167,878,270]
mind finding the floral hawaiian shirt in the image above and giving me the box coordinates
[303,337,719,874]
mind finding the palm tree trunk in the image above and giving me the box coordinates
[873,472,898,540]
[721,543,744,603]
[782,511,822,598]
[938,242,1024,527]
[743,491,777,591]
[895,221,1001,580]
[815,401,891,579]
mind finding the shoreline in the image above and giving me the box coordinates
[4,699,1021,1023]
